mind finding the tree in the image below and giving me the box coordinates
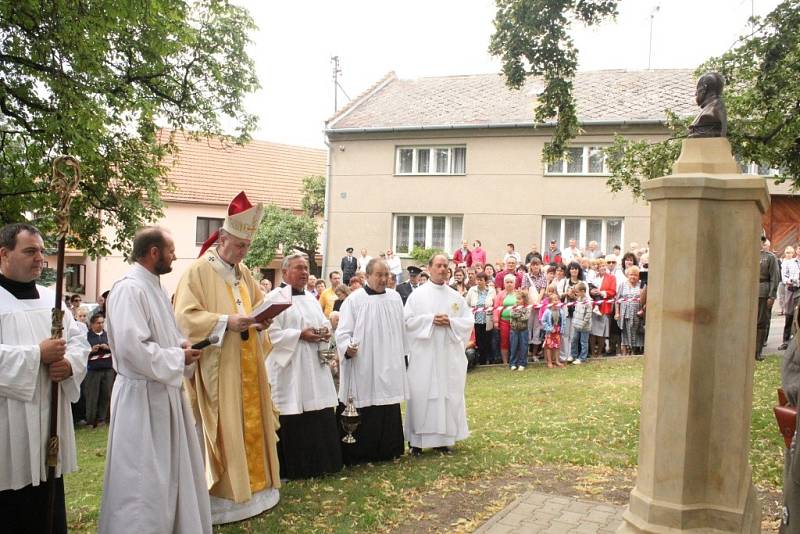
[489,0,618,163]
[490,0,800,192]
[0,0,259,257]
[246,175,325,274]
[607,0,800,195]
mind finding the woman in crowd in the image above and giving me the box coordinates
[617,252,638,286]
[73,305,90,334]
[450,267,468,297]
[386,249,403,284]
[493,274,518,366]
[781,246,800,350]
[524,259,547,359]
[483,264,497,288]
[589,259,617,357]
[556,261,584,363]
[315,279,326,299]
[466,272,496,365]
[615,265,644,356]
[332,283,351,313]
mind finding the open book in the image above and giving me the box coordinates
[250,285,292,322]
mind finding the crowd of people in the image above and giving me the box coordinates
[329,240,650,371]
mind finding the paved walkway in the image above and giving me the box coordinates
[474,491,624,534]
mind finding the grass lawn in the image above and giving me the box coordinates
[66,355,785,533]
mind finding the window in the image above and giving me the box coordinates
[393,214,464,255]
[395,146,466,175]
[196,217,224,245]
[541,217,624,254]
[546,145,610,175]
[65,263,86,293]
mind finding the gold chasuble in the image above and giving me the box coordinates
[174,249,280,504]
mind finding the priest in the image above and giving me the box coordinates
[100,227,211,533]
[335,258,407,464]
[404,253,472,456]
[0,223,88,533]
[267,253,342,479]
[174,192,281,524]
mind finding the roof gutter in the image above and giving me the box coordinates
[325,118,667,135]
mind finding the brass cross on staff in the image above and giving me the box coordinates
[46,155,80,534]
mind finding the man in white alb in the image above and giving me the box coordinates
[99,227,211,534]
[404,253,472,456]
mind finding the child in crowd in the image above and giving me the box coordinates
[570,282,592,364]
[509,290,531,371]
[541,293,565,369]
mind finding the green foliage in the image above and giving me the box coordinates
[703,0,800,184]
[0,0,259,257]
[301,175,326,218]
[246,176,326,272]
[409,247,445,266]
[489,0,618,163]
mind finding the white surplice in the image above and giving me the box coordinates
[403,281,472,448]
[267,291,338,415]
[0,285,88,490]
[335,288,408,407]
[99,263,211,534]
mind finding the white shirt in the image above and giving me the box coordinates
[357,255,372,271]
[267,291,338,415]
[100,262,211,534]
[335,288,408,407]
[403,282,472,448]
[0,284,88,490]
[503,251,522,263]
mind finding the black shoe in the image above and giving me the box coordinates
[779,343,789,351]
[434,446,453,455]
[756,353,765,361]
[409,447,422,457]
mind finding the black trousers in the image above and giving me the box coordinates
[474,323,492,364]
[337,403,404,465]
[277,408,343,480]
[0,478,67,534]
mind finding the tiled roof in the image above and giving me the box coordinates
[159,131,326,208]
[327,69,697,131]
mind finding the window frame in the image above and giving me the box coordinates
[545,145,611,176]
[395,145,467,176]
[65,263,86,294]
[196,216,224,246]
[541,216,625,254]
[392,214,464,256]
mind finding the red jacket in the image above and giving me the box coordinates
[543,252,562,265]
[595,273,617,315]
[452,248,472,266]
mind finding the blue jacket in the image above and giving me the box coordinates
[541,307,566,333]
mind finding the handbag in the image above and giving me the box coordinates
[775,388,798,448]
[485,315,494,331]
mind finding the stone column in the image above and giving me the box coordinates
[618,138,768,533]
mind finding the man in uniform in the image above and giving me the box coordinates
[341,247,358,284]
[396,265,422,305]
[0,223,88,534]
[757,236,781,360]
[174,192,281,524]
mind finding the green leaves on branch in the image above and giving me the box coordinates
[489,0,618,163]
[0,0,260,257]
[245,176,326,273]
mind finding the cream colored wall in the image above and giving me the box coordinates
[324,127,659,274]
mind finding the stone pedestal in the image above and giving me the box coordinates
[618,138,769,533]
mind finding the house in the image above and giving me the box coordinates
[58,132,326,302]
[322,69,797,274]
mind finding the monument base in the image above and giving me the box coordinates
[617,478,760,533]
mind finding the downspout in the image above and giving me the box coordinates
[321,134,333,280]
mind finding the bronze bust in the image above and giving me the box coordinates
[687,72,727,138]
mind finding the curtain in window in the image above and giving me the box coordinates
[449,216,463,252]
[413,216,427,249]
[586,219,603,247]
[588,147,604,173]
[452,148,466,173]
[395,216,410,253]
[544,219,561,249]
[417,150,430,173]
[566,147,584,173]
[606,219,623,251]
[398,149,413,173]
[435,149,449,173]
[431,217,446,249]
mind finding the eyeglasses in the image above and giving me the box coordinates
[607,261,617,264]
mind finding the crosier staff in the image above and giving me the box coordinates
[46,156,80,534]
